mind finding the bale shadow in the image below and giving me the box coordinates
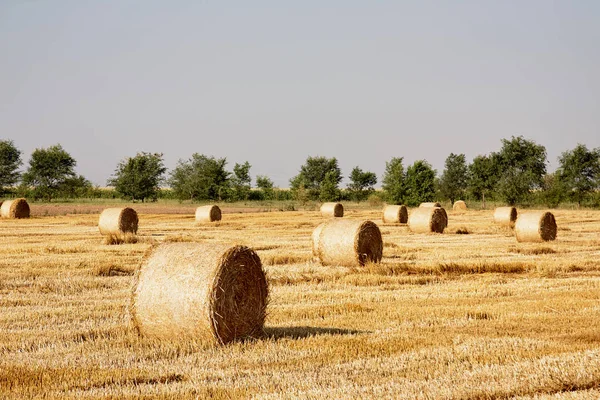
[264,326,364,340]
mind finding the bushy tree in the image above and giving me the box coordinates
[347,166,377,202]
[108,152,166,202]
[557,144,600,205]
[256,175,274,200]
[169,154,230,201]
[405,160,436,206]
[290,156,342,200]
[58,175,93,199]
[319,170,341,202]
[381,157,406,205]
[0,140,22,193]
[439,153,468,203]
[22,144,78,201]
[231,161,252,201]
[468,154,499,208]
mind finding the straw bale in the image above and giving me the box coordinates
[312,220,382,267]
[382,205,408,224]
[419,202,442,208]
[453,200,467,211]
[196,205,222,223]
[408,207,446,233]
[98,208,138,240]
[494,207,518,228]
[320,202,343,218]
[312,222,326,259]
[0,198,30,219]
[515,211,557,243]
[131,243,268,345]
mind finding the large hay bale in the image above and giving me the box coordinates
[0,198,30,219]
[131,243,268,344]
[453,200,467,211]
[494,207,518,228]
[98,208,138,240]
[419,202,442,208]
[408,207,446,233]
[195,205,222,223]
[320,202,343,218]
[312,222,326,259]
[382,205,408,224]
[312,220,382,267]
[515,211,557,243]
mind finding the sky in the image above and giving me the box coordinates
[1,1,599,187]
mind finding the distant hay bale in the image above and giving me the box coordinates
[0,198,30,219]
[312,219,383,267]
[320,202,343,218]
[515,211,557,243]
[98,207,138,243]
[494,207,518,228]
[195,205,222,223]
[419,202,442,208]
[131,243,268,345]
[408,207,447,234]
[382,205,408,224]
[453,200,467,211]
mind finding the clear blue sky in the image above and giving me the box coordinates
[1,1,599,187]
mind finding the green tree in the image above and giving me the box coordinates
[231,161,252,201]
[495,136,547,205]
[290,156,342,200]
[256,175,274,200]
[169,154,230,201]
[541,173,566,208]
[347,166,377,202]
[468,154,499,208]
[22,144,78,201]
[319,170,341,202]
[405,160,436,206]
[108,152,166,202]
[381,157,406,205]
[0,140,22,193]
[556,144,600,206]
[439,153,468,204]
[58,175,93,199]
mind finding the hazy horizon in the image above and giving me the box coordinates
[1,1,599,187]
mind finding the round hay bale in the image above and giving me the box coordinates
[515,211,557,243]
[98,207,138,238]
[494,207,518,228]
[453,200,467,211]
[131,243,268,344]
[320,202,343,218]
[312,222,326,259]
[0,198,30,219]
[419,202,442,208]
[408,207,446,234]
[195,205,222,223]
[382,205,408,224]
[312,220,383,267]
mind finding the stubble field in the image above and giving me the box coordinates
[1,204,600,399]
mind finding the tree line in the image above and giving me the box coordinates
[1,136,599,207]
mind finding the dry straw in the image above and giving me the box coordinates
[0,198,30,219]
[312,219,383,267]
[515,211,557,243]
[98,207,138,243]
[408,207,447,233]
[196,205,222,223]
[453,200,467,211]
[382,205,408,224]
[131,243,268,345]
[494,206,518,228]
[320,202,344,218]
[419,202,442,208]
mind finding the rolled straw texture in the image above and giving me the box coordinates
[419,202,442,208]
[98,208,138,237]
[131,243,268,344]
[196,205,222,223]
[408,207,446,233]
[453,200,467,211]
[382,205,408,224]
[0,198,30,219]
[515,211,557,243]
[312,220,383,267]
[494,207,518,228]
[320,202,344,218]
[312,223,326,258]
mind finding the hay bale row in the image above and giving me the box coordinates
[408,207,447,233]
[320,202,343,218]
[494,206,518,228]
[0,198,30,219]
[515,211,557,243]
[131,243,268,344]
[196,205,221,223]
[312,219,382,267]
[382,205,408,224]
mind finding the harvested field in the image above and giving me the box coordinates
[1,206,600,399]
